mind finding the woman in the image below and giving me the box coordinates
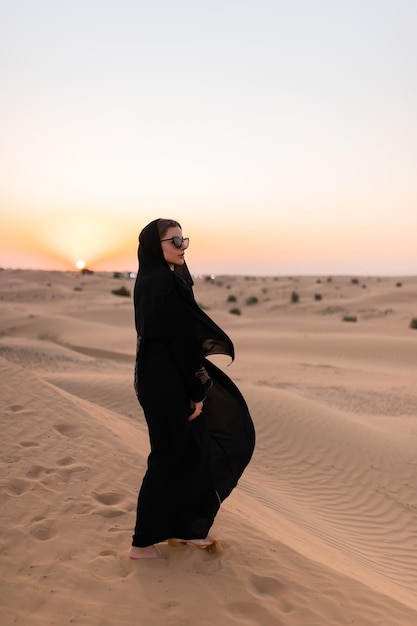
[129,218,255,559]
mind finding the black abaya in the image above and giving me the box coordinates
[131,219,255,547]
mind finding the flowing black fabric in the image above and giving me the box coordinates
[131,219,255,547]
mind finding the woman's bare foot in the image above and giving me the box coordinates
[128,545,164,559]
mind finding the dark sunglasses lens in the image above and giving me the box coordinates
[172,237,182,248]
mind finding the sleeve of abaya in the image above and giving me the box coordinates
[164,287,213,403]
[168,333,212,402]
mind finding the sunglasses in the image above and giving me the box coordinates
[160,236,190,249]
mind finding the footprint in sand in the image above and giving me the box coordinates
[9,405,25,413]
[91,491,128,518]
[250,574,294,614]
[5,477,31,496]
[25,464,48,479]
[64,497,94,516]
[250,574,285,595]
[89,550,130,579]
[55,457,88,480]
[3,455,20,464]
[92,491,125,506]
[57,466,88,484]
[29,518,58,541]
[98,550,117,557]
[56,456,76,466]
[19,441,40,448]
[53,423,81,438]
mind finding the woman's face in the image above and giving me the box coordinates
[160,225,188,269]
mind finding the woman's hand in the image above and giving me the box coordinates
[189,400,203,421]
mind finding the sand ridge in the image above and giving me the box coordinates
[1,269,417,625]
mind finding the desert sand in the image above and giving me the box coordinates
[1,268,417,626]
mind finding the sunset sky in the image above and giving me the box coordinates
[1,0,416,275]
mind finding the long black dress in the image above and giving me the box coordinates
[131,219,255,547]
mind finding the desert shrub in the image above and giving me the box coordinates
[327,277,332,282]
[410,318,417,329]
[111,285,131,297]
[351,278,359,284]
[73,286,82,291]
[227,294,237,303]
[362,284,367,289]
[246,296,259,305]
[113,271,122,279]
[396,282,402,287]
[291,290,299,304]
[316,279,322,284]
[229,307,241,315]
[314,293,322,301]
[343,315,357,323]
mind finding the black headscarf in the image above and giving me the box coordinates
[137,217,193,284]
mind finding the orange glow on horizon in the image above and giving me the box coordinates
[1,210,140,271]
[2,209,416,276]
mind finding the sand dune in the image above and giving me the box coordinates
[1,269,417,625]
